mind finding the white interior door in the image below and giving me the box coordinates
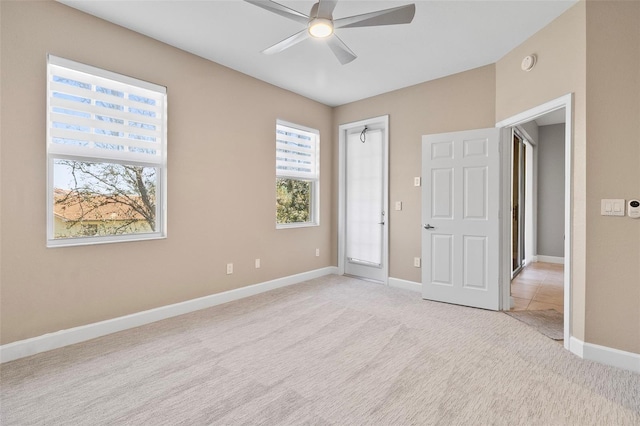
[339,116,389,283]
[421,128,501,310]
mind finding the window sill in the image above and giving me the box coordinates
[47,233,166,248]
[276,222,319,230]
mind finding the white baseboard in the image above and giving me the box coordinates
[570,337,640,373]
[0,266,338,364]
[569,336,584,358]
[388,277,421,293]
[536,255,564,264]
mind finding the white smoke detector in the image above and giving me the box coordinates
[521,54,537,72]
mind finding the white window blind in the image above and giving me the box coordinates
[276,122,319,180]
[47,55,167,166]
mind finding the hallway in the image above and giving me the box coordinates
[510,262,564,312]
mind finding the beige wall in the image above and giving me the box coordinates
[583,0,639,353]
[333,66,496,283]
[496,2,589,342]
[0,1,333,344]
[496,0,640,354]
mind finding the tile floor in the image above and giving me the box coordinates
[510,261,564,312]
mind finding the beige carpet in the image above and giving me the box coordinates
[1,275,639,425]
[505,309,564,340]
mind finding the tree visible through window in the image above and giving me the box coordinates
[54,161,157,238]
[276,178,311,223]
[275,121,319,227]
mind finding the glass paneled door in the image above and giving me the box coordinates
[512,131,527,276]
[340,117,388,283]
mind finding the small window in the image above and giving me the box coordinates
[276,120,319,228]
[47,55,167,247]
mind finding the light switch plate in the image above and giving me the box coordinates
[395,201,402,211]
[414,177,421,187]
[601,199,625,216]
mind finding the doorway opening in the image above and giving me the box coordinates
[509,112,566,338]
[497,94,572,348]
[338,115,389,284]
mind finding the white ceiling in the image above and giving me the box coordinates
[58,0,577,107]
[534,108,566,126]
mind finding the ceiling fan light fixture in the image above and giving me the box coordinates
[308,18,333,38]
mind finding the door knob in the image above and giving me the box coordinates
[423,224,435,230]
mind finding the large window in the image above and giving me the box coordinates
[47,55,167,247]
[276,120,319,228]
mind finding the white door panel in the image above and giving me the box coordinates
[422,128,501,311]
[432,234,453,285]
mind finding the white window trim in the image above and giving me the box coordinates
[46,55,168,247]
[276,119,320,229]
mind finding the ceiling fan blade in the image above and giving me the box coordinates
[244,0,309,25]
[316,0,338,19]
[334,4,416,29]
[262,29,310,55]
[326,34,357,65]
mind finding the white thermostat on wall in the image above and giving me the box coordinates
[628,199,640,218]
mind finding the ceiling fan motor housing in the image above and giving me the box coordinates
[310,2,331,20]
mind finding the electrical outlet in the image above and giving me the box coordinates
[226,263,233,274]
[255,258,261,269]
[315,248,320,257]
[413,257,421,268]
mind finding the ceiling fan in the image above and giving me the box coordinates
[244,0,416,65]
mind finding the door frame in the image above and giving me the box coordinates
[338,115,390,284]
[496,93,573,348]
